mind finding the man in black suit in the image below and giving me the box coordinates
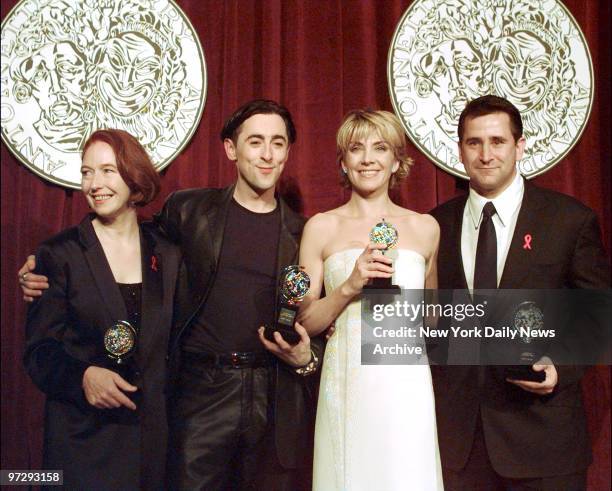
[20,100,323,490]
[430,95,609,490]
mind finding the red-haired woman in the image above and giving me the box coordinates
[24,129,180,490]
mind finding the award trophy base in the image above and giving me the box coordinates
[505,352,545,382]
[264,326,301,345]
[363,277,401,294]
[264,304,302,345]
[505,366,546,382]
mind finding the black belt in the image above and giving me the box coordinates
[182,350,272,368]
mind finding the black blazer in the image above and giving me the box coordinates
[154,185,323,470]
[430,182,610,478]
[24,215,180,491]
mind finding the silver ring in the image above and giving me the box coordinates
[21,272,28,281]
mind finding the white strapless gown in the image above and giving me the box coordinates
[313,249,443,491]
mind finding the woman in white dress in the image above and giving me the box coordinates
[299,109,444,490]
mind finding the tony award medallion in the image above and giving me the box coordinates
[364,219,401,293]
[506,302,545,382]
[388,0,593,179]
[104,320,137,364]
[265,265,310,345]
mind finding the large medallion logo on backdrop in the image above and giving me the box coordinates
[387,0,593,179]
[1,0,206,189]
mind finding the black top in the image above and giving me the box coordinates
[115,283,143,420]
[117,282,143,331]
[183,199,280,353]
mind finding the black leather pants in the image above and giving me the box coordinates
[167,358,272,491]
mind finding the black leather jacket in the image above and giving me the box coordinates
[154,184,323,469]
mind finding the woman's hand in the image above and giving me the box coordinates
[82,366,138,410]
[342,243,393,297]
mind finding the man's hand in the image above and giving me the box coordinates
[506,356,558,395]
[18,255,48,302]
[82,366,138,410]
[258,322,311,367]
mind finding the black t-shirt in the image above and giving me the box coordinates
[182,198,280,353]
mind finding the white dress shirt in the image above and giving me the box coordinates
[462,170,524,291]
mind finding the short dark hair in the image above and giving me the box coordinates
[458,95,523,142]
[220,99,296,144]
[82,129,161,206]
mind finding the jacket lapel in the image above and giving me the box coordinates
[138,226,164,364]
[207,185,235,269]
[452,199,469,290]
[438,197,469,290]
[499,182,548,288]
[171,186,237,345]
[276,199,302,281]
[78,215,128,327]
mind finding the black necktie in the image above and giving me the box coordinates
[474,202,497,290]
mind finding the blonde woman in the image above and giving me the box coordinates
[299,110,443,490]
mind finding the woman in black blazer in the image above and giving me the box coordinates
[24,129,180,490]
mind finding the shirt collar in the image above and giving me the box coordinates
[467,169,524,229]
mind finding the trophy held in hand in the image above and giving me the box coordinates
[364,218,401,293]
[264,265,310,345]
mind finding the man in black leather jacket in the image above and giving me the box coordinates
[157,100,323,490]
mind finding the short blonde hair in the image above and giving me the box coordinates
[336,109,414,188]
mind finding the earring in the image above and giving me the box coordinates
[342,168,348,174]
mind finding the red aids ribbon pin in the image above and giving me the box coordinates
[151,256,158,272]
[523,234,532,250]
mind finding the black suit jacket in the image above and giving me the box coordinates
[154,185,323,470]
[24,215,180,490]
[430,182,610,478]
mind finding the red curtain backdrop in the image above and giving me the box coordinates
[2,0,610,488]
